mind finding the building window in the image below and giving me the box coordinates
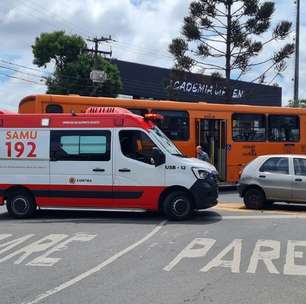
[46,104,63,113]
[268,115,300,142]
[152,110,189,141]
[50,130,110,161]
[259,157,289,175]
[232,113,266,142]
[119,130,157,165]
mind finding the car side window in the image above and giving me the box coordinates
[119,130,157,165]
[259,157,289,175]
[294,158,306,176]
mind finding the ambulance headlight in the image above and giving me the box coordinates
[192,168,210,180]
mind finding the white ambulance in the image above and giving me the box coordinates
[0,107,218,220]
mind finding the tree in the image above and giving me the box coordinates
[169,0,295,98]
[288,99,306,108]
[32,31,122,97]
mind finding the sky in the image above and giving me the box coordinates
[0,0,304,110]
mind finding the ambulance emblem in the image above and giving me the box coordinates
[69,177,76,184]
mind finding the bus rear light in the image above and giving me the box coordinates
[144,113,164,121]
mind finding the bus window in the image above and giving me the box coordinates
[152,110,189,141]
[127,108,148,117]
[232,113,266,142]
[46,104,63,113]
[268,115,300,142]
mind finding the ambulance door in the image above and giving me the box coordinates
[113,129,165,209]
[48,129,113,208]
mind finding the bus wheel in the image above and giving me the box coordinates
[244,188,265,210]
[162,191,194,221]
[6,189,37,219]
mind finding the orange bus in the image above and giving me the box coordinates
[19,94,305,183]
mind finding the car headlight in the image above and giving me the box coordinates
[192,167,210,179]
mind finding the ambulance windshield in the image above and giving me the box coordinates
[150,126,184,157]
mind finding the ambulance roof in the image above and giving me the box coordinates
[0,107,155,129]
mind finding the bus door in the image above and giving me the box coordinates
[197,119,227,181]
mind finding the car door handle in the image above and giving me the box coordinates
[92,168,105,172]
[259,175,266,178]
[119,168,131,172]
[295,178,303,182]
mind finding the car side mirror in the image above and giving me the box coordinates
[152,147,165,167]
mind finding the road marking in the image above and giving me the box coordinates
[0,233,96,266]
[22,220,167,304]
[165,238,306,276]
[0,234,68,265]
[27,234,96,267]
[201,239,242,273]
[247,240,280,274]
[215,215,306,220]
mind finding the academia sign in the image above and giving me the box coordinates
[170,80,244,99]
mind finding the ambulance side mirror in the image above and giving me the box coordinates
[152,147,165,167]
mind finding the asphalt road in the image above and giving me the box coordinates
[2,193,306,304]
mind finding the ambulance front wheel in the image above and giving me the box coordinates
[162,191,194,221]
[6,189,37,219]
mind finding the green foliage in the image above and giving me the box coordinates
[287,99,306,108]
[32,31,86,69]
[32,31,122,97]
[169,0,294,85]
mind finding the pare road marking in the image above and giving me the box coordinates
[164,238,306,276]
[0,233,96,267]
[22,220,167,304]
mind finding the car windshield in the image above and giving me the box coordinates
[149,126,184,157]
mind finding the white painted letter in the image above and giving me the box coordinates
[0,234,34,256]
[0,234,68,264]
[0,234,12,241]
[163,238,215,272]
[247,240,280,274]
[201,239,242,273]
[284,240,306,276]
[28,233,96,267]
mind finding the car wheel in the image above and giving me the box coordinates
[244,188,265,209]
[162,191,194,221]
[6,189,36,219]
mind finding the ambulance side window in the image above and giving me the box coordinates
[119,130,157,165]
[50,130,111,161]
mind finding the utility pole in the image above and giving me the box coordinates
[84,36,114,95]
[294,0,300,101]
[85,36,113,67]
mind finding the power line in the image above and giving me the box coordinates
[0,59,51,75]
[0,72,46,85]
[0,65,47,80]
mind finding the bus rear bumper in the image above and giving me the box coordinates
[190,179,218,210]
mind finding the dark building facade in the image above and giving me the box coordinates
[113,59,282,107]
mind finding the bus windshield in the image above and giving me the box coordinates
[149,126,184,157]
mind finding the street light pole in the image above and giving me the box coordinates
[294,0,300,101]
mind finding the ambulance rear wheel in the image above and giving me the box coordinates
[6,190,36,219]
[162,191,193,221]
